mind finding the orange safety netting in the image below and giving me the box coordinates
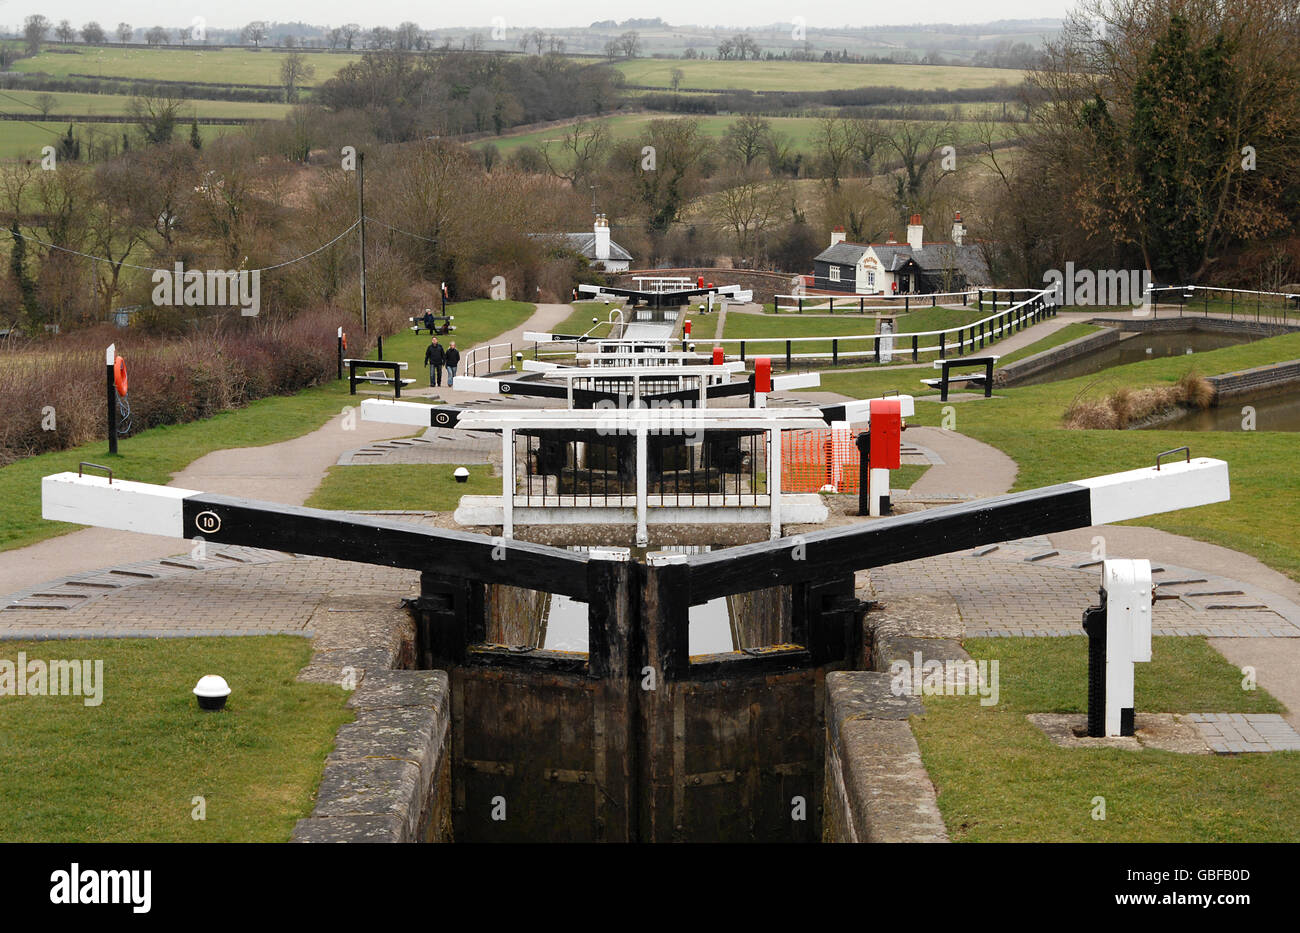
[782,428,860,493]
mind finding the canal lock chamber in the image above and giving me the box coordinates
[407,543,868,843]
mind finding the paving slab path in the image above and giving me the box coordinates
[0,302,573,599]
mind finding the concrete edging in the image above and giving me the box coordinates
[292,610,453,843]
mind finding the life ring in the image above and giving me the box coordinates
[113,356,128,396]
[341,333,348,351]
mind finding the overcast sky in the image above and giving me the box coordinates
[2,2,1072,31]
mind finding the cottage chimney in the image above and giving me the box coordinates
[885,232,897,244]
[593,214,611,261]
[830,225,846,247]
[906,213,924,251]
[951,211,965,247]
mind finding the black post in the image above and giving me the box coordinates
[377,334,383,361]
[832,338,838,366]
[912,334,918,362]
[855,432,870,516]
[785,339,792,370]
[357,152,368,334]
[106,353,118,455]
[336,333,344,380]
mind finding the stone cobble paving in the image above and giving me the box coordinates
[868,541,1300,639]
[0,555,417,639]
[1187,714,1300,753]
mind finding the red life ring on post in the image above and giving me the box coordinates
[113,356,128,396]
[341,333,348,351]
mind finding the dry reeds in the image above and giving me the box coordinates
[1063,371,1215,430]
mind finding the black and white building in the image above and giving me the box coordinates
[812,213,991,294]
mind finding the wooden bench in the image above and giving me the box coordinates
[921,356,998,402]
[345,359,414,398]
[409,315,455,336]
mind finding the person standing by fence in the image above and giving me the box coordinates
[424,336,445,387]
[445,342,460,388]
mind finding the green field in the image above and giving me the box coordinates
[481,112,1018,164]
[0,87,292,119]
[13,45,359,86]
[0,636,351,842]
[0,120,237,160]
[612,59,1026,92]
[916,637,1296,842]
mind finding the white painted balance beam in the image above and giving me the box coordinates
[40,457,1231,546]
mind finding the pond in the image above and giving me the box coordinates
[1143,387,1300,432]
[1013,330,1256,386]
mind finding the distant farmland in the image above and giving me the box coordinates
[611,60,1027,92]
[476,113,1021,165]
[10,46,361,87]
[0,88,292,120]
[0,122,237,160]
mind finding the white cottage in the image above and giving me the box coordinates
[811,213,990,295]
[530,214,634,273]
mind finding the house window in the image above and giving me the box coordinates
[828,266,840,282]
[867,272,875,288]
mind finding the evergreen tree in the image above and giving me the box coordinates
[189,118,202,150]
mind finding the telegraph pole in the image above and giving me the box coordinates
[358,151,368,334]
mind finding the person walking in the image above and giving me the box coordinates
[445,342,460,388]
[424,336,445,387]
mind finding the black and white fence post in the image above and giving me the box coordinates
[105,343,118,455]
[1082,559,1154,737]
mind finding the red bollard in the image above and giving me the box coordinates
[712,346,724,365]
[755,356,772,393]
[684,319,692,338]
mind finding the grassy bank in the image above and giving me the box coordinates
[914,636,1296,842]
[0,300,534,553]
[306,463,497,511]
[0,636,351,842]
[820,330,1300,582]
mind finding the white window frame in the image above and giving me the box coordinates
[828,265,840,283]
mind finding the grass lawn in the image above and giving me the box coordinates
[552,301,618,339]
[892,463,930,490]
[611,59,1026,92]
[0,636,351,842]
[13,45,358,86]
[0,87,292,119]
[914,636,1297,842]
[819,330,1300,583]
[0,300,534,553]
[723,305,990,356]
[994,322,1105,366]
[307,463,497,512]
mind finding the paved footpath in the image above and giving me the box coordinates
[0,302,574,598]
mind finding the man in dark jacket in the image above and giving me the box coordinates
[444,342,460,387]
[422,309,435,333]
[424,337,445,386]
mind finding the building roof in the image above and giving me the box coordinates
[814,239,989,282]
[530,232,634,263]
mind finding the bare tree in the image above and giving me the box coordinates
[716,172,789,261]
[722,114,773,169]
[116,23,132,44]
[280,52,316,103]
[34,94,57,119]
[241,21,269,48]
[24,15,51,55]
[81,22,106,45]
[340,24,360,50]
[542,120,610,188]
[55,20,75,43]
